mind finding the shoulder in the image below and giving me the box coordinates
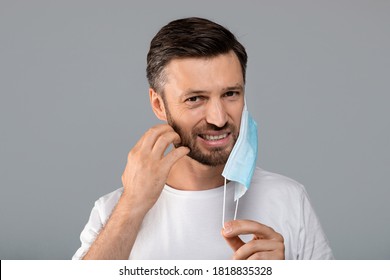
[93,187,124,219]
[96,187,124,204]
[246,167,308,205]
[251,167,306,193]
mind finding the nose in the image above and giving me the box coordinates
[205,99,228,128]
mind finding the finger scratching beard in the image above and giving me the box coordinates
[168,117,237,167]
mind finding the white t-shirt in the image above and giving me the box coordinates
[73,167,333,259]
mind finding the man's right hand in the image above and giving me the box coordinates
[82,124,189,260]
[121,124,190,212]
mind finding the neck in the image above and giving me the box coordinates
[166,156,225,191]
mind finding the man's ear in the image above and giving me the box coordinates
[149,88,167,121]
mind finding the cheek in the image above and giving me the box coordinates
[236,113,243,129]
[175,108,205,128]
[226,104,243,122]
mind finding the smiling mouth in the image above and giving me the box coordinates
[199,133,229,141]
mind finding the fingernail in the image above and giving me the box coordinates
[223,223,233,234]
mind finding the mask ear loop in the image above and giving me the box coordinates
[222,178,240,229]
[222,178,227,229]
[234,197,240,220]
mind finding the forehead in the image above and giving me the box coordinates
[163,51,244,93]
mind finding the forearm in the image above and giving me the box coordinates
[82,193,148,260]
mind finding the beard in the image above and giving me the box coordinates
[165,106,239,167]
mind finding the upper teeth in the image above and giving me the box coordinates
[203,134,227,140]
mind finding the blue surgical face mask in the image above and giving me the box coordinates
[221,100,258,226]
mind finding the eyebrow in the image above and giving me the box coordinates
[222,84,244,92]
[182,84,244,97]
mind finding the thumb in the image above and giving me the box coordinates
[221,230,245,252]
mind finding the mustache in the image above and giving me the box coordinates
[192,122,232,134]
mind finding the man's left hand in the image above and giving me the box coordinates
[222,219,285,260]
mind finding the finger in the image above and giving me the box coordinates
[222,220,282,241]
[139,124,174,151]
[247,250,284,260]
[233,239,284,260]
[152,131,182,158]
[161,146,190,168]
[222,233,245,252]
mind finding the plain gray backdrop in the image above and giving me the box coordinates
[1,0,389,259]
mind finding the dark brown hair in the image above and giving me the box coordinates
[146,17,247,93]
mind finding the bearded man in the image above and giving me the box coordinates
[73,17,333,260]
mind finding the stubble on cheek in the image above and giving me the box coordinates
[163,99,238,166]
[169,119,238,166]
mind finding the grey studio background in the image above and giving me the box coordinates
[0,0,389,260]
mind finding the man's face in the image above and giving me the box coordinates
[160,51,245,167]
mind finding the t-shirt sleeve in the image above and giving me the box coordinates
[72,188,123,260]
[72,200,104,260]
[297,187,334,259]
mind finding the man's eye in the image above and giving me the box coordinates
[185,96,202,103]
[224,91,239,97]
